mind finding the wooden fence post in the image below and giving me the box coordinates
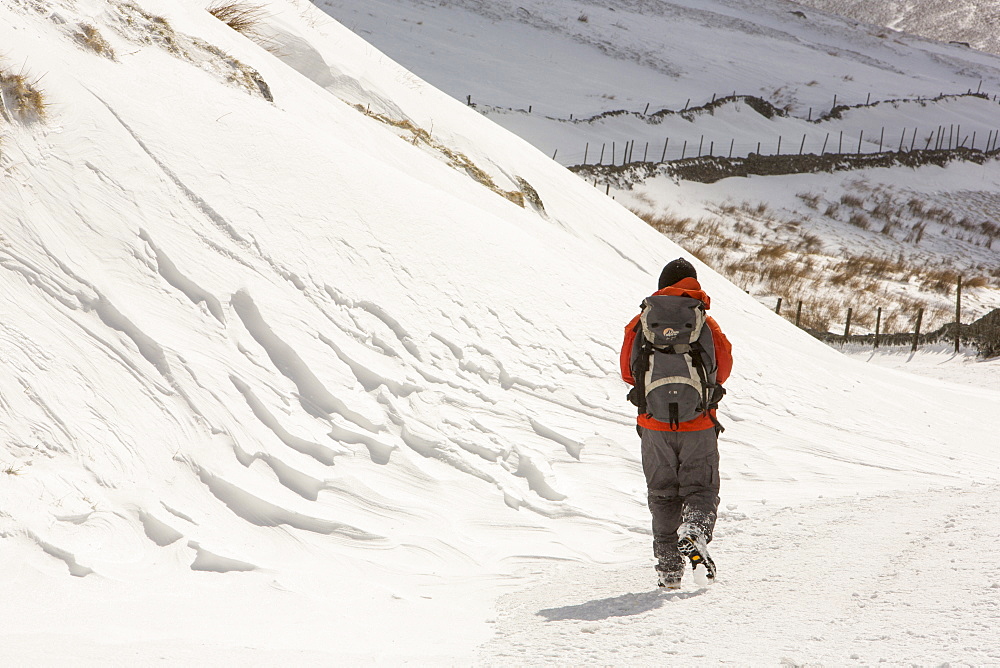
[643,141,649,162]
[583,143,589,164]
[795,301,803,328]
[844,307,853,339]
[599,143,606,164]
[729,138,734,158]
[661,138,669,162]
[955,275,962,353]
[911,308,924,352]
[799,134,806,155]
[822,133,829,154]
[775,297,783,315]
[777,136,782,154]
[682,140,687,159]
[874,307,882,349]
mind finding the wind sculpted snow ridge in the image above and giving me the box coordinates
[1,0,1000,662]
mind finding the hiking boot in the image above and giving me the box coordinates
[677,525,716,583]
[657,571,682,589]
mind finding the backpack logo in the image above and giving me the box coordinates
[662,327,679,339]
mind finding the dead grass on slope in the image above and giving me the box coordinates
[207,2,272,48]
[73,23,117,59]
[355,104,539,209]
[631,204,993,335]
[0,68,47,122]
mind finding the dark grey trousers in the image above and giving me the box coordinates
[640,427,720,576]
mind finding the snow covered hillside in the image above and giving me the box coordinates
[320,0,1000,334]
[1,0,999,663]
[793,0,1000,57]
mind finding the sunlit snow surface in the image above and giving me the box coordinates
[0,0,998,664]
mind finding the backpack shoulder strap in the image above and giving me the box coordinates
[631,312,651,417]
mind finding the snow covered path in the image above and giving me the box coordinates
[480,483,1000,665]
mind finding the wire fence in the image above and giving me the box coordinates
[557,124,1000,168]
[770,278,1000,357]
[471,88,1000,167]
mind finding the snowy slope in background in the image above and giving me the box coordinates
[1,0,999,662]
[320,0,1000,332]
[793,0,1000,57]
[319,0,1000,116]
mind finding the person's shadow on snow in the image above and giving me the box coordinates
[536,588,707,622]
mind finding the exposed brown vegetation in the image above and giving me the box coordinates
[797,191,821,209]
[356,104,533,208]
[847,212,870,230]
[630,202,994,337]
[207,2,270,46]
[74,23,117,59]
[0,69,47,122]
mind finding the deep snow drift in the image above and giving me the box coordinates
[1,0,999,663]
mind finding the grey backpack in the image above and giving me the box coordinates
[629,295,725,428]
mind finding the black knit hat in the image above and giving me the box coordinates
[657,257,697,289]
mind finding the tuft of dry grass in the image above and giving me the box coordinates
[839,193,865,208]
[207,2,270,46]
[797,192,821,209]
[870,200,895,221]
[74,23,117,59]
[0,69,47,122]
[847,212,870,230]
[633,209,692,236]
[758,243,790,259]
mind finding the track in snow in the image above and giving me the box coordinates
[480,483,1000,665]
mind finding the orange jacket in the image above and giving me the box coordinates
[620,277,733,432]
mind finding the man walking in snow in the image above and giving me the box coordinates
[620,257,733,589]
